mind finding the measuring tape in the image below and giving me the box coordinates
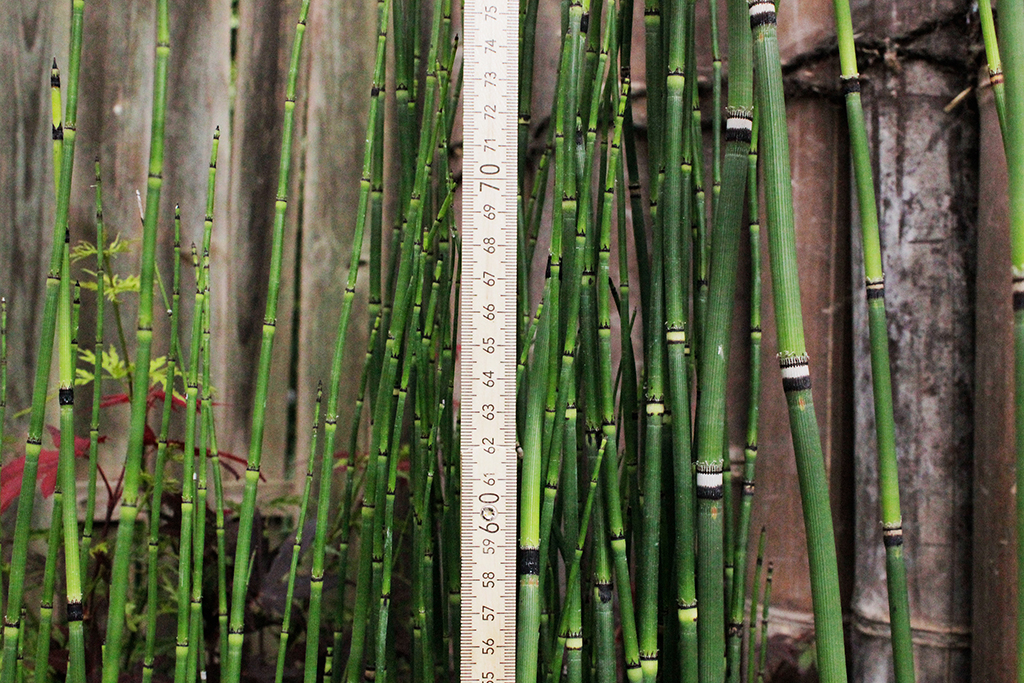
[460,0,518,679]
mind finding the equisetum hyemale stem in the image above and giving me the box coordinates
[749,0,848,680]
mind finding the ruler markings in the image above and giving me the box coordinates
[461,0,518,680]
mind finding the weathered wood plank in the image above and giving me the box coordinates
[971,68,1015,683]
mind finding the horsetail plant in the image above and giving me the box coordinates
[304,0,390,674]
[223,2,310,680]
[659,0,698,676]
[1,2,84,679]
[276,383,322,683]
[102,0,169,677]
[727,109,763,683]
[81,159,107,577]
[750,0,847,679]
[143,207,183,683]
[57,228,86,683]
[829,0,915,677]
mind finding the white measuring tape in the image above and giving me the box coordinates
[460,0,518,679]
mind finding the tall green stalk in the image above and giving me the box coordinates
[978,0,1006,135]
[307,0,390,673]
[727,112,762,683]
[749,1,847,679]
[173,245,205,683]
[999,0,1024,679]
[81,159,106,577]
[660,0,697,676]
[102,0,169,677]
[143,208,183,683]
[694,0,754,675]
[223,3,310,681]
[1,3,84,680]
[57,230,86,683]
[275,384,322,683]
[829,0,914,677]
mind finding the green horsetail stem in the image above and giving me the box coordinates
[208,408,229,657]
[143,208,183,683]
[749,1,847,680]
[998,0,1024,679]
[187,129,220,683]
[756,563,774,682]
[275,384,322,683]
[659,0,697,675]
[829,0,914,677]
[82,160,106,577]
[102,0,169,677]
[58,231,86,683]
[347,1,450,676]
[195,129,220,676]
[1,3,83,681]
[695,0,754,674]
[727,110,762,683]
[307,1,390,674]
[548,438,607,680]
[745,529,766,683]
[173,245,205,683]
[978,0,1006,135]
[223,3,310,681]
[36,443,65,683]
[36,278,80,683]
[593,79,642,683]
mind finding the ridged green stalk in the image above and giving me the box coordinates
[223,3,310,681]
[275,384,322,683]
[978,0,1006,135]
[102,0,169,677]
[173,245,205,683]
[750,2,847,680]
[694,0,754,676]
[81,160,106,577]
[57,230,86,683]
[307,2,390,675]
[745,529,766,683]
[727,112,762,683]
[829,0,914,677]
[143,208,183,683]
[0,2,83,679]
[659,0,697,676]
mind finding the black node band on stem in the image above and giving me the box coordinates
[597,583,613,603]
[580,13,589,33]
[840,75,862,94]
[780,356,812,392]
[59,388,74,405]
[53,125,63,141]
[882,523,904,547]
[1014,276,1024,310]
[67,603,84,622]
[519,547,541,575]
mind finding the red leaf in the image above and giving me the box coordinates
[46,425,107,458]
[0,450,60,514]
[100,393,130,408]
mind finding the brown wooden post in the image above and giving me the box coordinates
[972,68,1014,683]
